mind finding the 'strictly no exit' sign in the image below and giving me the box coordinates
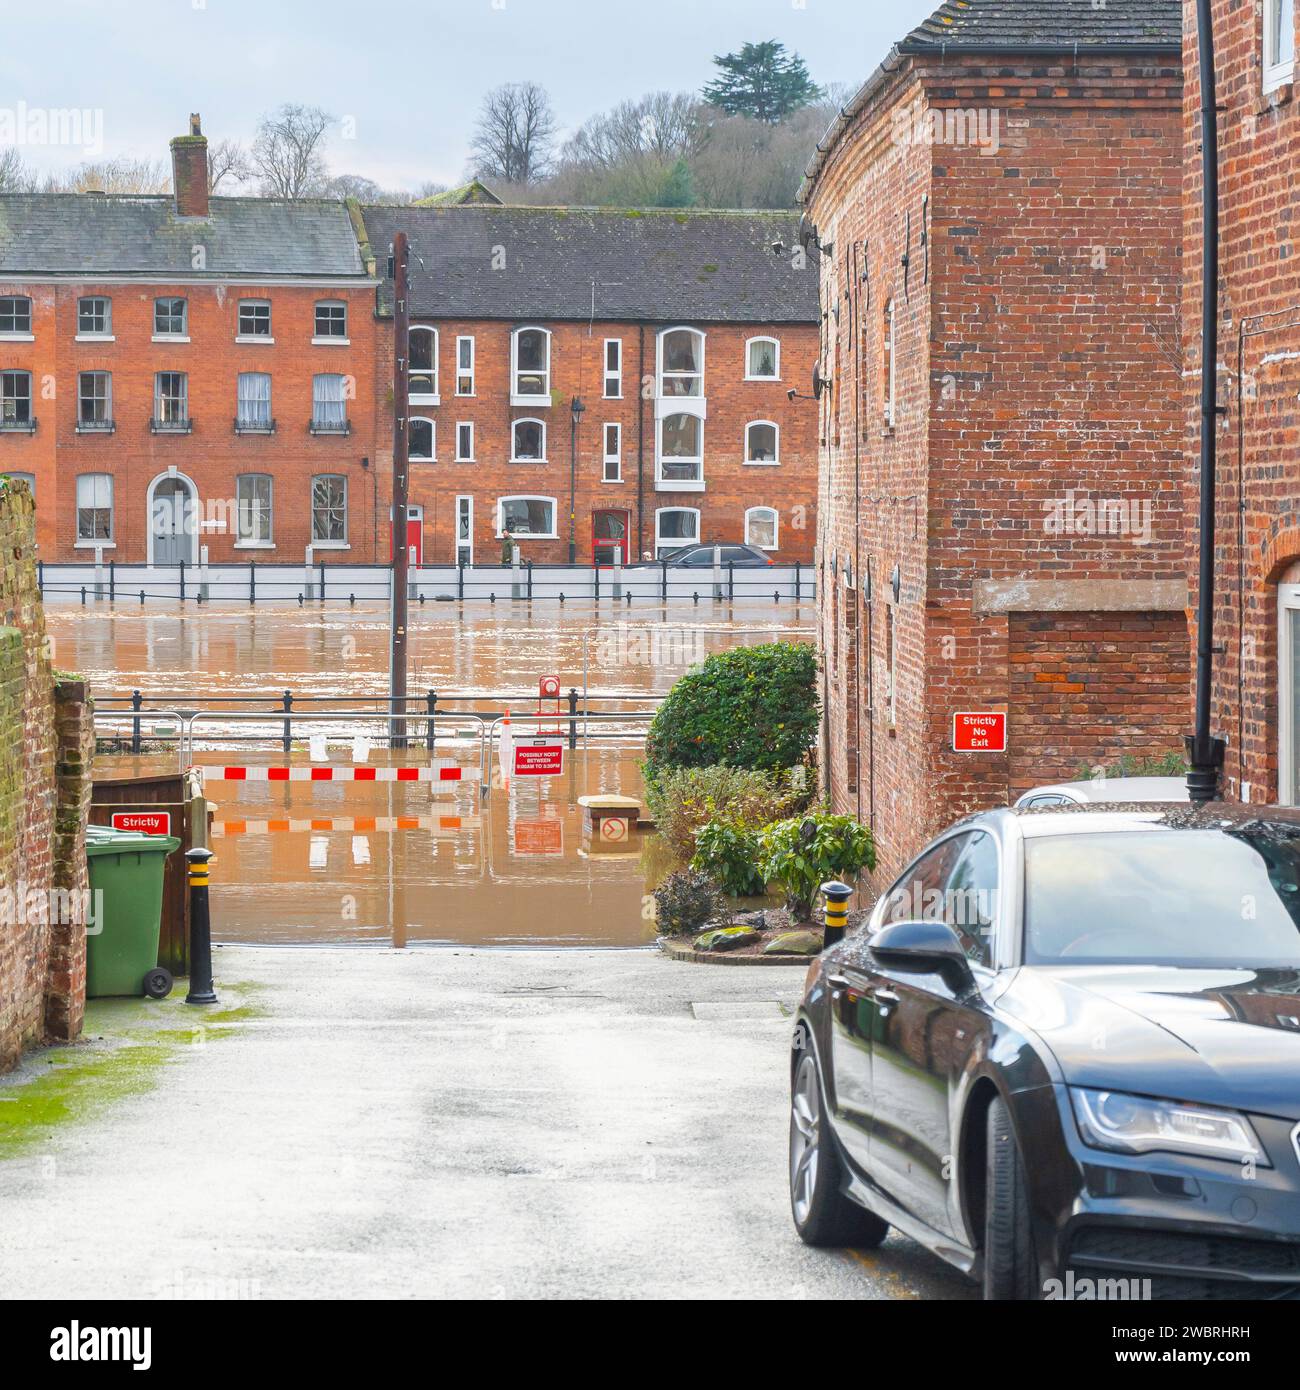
[952,712,1007,753]
[110,811,172,835]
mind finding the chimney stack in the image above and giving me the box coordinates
[170,113,209,218]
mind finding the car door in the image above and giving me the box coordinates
[827,835,965,1176]
[866,829,1000,1238]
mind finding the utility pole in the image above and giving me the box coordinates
[1188,0,1226,804]
[568,395,585,565]
[389,231,410,749]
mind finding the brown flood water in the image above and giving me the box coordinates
[48,600,816,947]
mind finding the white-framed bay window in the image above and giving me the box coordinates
[1266,0,1296,92]
[497,495,556,539]
[235,473,273,546]
[655,326,706,490]
[654,506,699,558]
[511,326,551,405]
[744,505,779,551]
[657,411,703,489]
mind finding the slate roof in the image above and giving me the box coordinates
[413,180,503,207]
[0,194,368,278]
[362,205,818,324]
[900,0,1180,51]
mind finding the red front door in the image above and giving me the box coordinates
[592,509,631,565]
[389,505,424,564]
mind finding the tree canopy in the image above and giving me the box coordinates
[702,40,821,123]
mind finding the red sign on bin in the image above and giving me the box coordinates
[952,712,1007,754]
[110,811,172,835]
[513,740,565,777]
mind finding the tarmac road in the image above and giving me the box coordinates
[0,946,976,1301]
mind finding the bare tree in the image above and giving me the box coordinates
[562,92,706,171]
[250,104,333,198]
[207,137,252,193]
[0,147,34,192]
[39,157,171,194]
[468,82,556,185]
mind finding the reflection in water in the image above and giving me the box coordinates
[51,600,814,947]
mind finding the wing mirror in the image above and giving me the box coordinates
[871,919,975,990]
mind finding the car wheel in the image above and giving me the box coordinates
[983,1096,1038,1300]
[789,1048,889,1248]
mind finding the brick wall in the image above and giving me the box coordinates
[0,481,94,1072]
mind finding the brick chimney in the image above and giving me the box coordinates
[170,113,209,218]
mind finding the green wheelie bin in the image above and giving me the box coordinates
[85,825,181,999]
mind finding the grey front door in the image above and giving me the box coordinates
[152,478,195,565]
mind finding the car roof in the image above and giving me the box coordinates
[1001,801,1300,840]
[1018,776,1189,804]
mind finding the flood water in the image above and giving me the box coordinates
[49,600,816,947]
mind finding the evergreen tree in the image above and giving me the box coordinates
[702,40,821,123]
[656,157,695,208]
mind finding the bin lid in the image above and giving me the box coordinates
[85,824,182,857]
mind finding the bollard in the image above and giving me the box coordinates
[426,688,437,752]
[281,690,293,753]
[821,880,852,950]
[185,848,218,1005]
[131,689,143,755]
[567,688,579,750]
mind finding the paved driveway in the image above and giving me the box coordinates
[0,947,975,1300]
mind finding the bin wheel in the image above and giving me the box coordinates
[143,967,173,1000]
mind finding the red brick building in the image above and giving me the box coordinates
[0,118,383,563]
[803,0,1188,879]
[1184,0,1300,805]
[359,205,820,565]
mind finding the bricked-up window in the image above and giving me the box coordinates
[658,327,704,397]
[745,421,779,464]
[745,336,780,380]
[654,506,699,557]
[0,296,32,335]
[77,296,111,336]
[314,301,348,339]
[745,506,778,551]
[236,372,272,432]
[236,474,273,544]
[409,327,438,401]
[456,422,474,461]
[456,336,475,395]
[76,472,113,542]
[603,338,622,398]
[1266,0,1296,91]
[511,327,551,402]
[603,422,622,482]
[498,495,556,538]
[311,374,349,433]
[77,371,113,430]
[153,372,189,430]
[1,371,33,428]
[658,412,703,485]
[238,300,272,338]
[511,418,546,462]
[154,297,187,336]
[883,299,896,429]
[409,417,435,462]
[311,474,348,544]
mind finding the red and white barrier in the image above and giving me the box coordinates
[213,813,480,837]
[197,762,479,784]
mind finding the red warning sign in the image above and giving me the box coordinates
[513,740,565,777]
[110,811,172,835]
[952,712,1007,754]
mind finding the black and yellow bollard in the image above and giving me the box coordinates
[820,879,852,950]
[185,847,218,1006]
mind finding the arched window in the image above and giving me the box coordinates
[658,327,704,397]
[511,327,551,403]
[409,417,435,462]
[745,336,780,380]
[744,506,779,551]
[745,421,779,464]
[654,507,700,558]
[409,327,438,401]
[511,418,547,462]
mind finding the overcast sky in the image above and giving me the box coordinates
[0,0,941,189]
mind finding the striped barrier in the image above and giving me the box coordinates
[213,813,480,837]
[197,762,479,783]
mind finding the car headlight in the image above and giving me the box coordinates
[1070,1088,1268,1165]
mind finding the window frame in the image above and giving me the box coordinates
[409,326,439,404]
[744,335,781,381]
[0,370,34,430]
[236,299,273,341]
[1265,0,1296,92]
[0,295,33,338]
[310,473,349,547]
[75,471,114,544]
[603,421,622,482]
[510,417,548,463]
[455,421,475,462]
[455,335,475,396]
[744,419,780,466]
[235,371,274,434]
[152,371,190,432]
[76,295,113,339]
[455,494,474,564]
[313,300,349,343]
[153,296,188,339]
[511,326,552,406]
[883,298,896,429]
[654,506,701,557]
[603,337,623,398]
[235,473,274,547]
[656,326,705,399]
[310,373,350,435]
[656,410,704,490]
[409,416,436,463]
[496,494,557,540]
[744,505,779,551]
[76,371,113,432]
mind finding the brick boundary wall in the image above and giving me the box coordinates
[0,480,94,1072]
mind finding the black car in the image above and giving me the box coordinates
[661,543,773,568]
[789,803,1300,1300]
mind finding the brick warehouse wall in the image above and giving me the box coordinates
[807,43,1189,882]
[1181,0,1300,804]
[0,481,95,1072]
[366,316,820,566]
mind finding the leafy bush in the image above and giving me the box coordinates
[691,819,767,897]
[1076,750,1188,781]
[653,869,724,936]
[758,813,876,921]
[646,763,815,862]
[644,642,819,778]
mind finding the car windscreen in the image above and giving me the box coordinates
[1023,829,1300,966]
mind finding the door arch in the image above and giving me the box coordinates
[147,471,199,567]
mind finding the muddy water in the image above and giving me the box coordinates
[49,600,815,947]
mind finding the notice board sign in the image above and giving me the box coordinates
[110,810,172,835]
[952,712,1007,754]
[513,740,565,777]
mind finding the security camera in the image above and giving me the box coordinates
[787,388,797,402]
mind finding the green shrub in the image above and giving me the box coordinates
[1076,750,1188,781]
[691,819,767,897]
[758,813,876,921]
[653,869,724,936]
[646,763,815,862]
[644,642,819,778]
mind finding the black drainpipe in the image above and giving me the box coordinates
[636,324,646,560]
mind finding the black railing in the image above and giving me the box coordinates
[150,416,193,434]
[233,416,276,435]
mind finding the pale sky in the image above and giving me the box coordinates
[0,0,941,190]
